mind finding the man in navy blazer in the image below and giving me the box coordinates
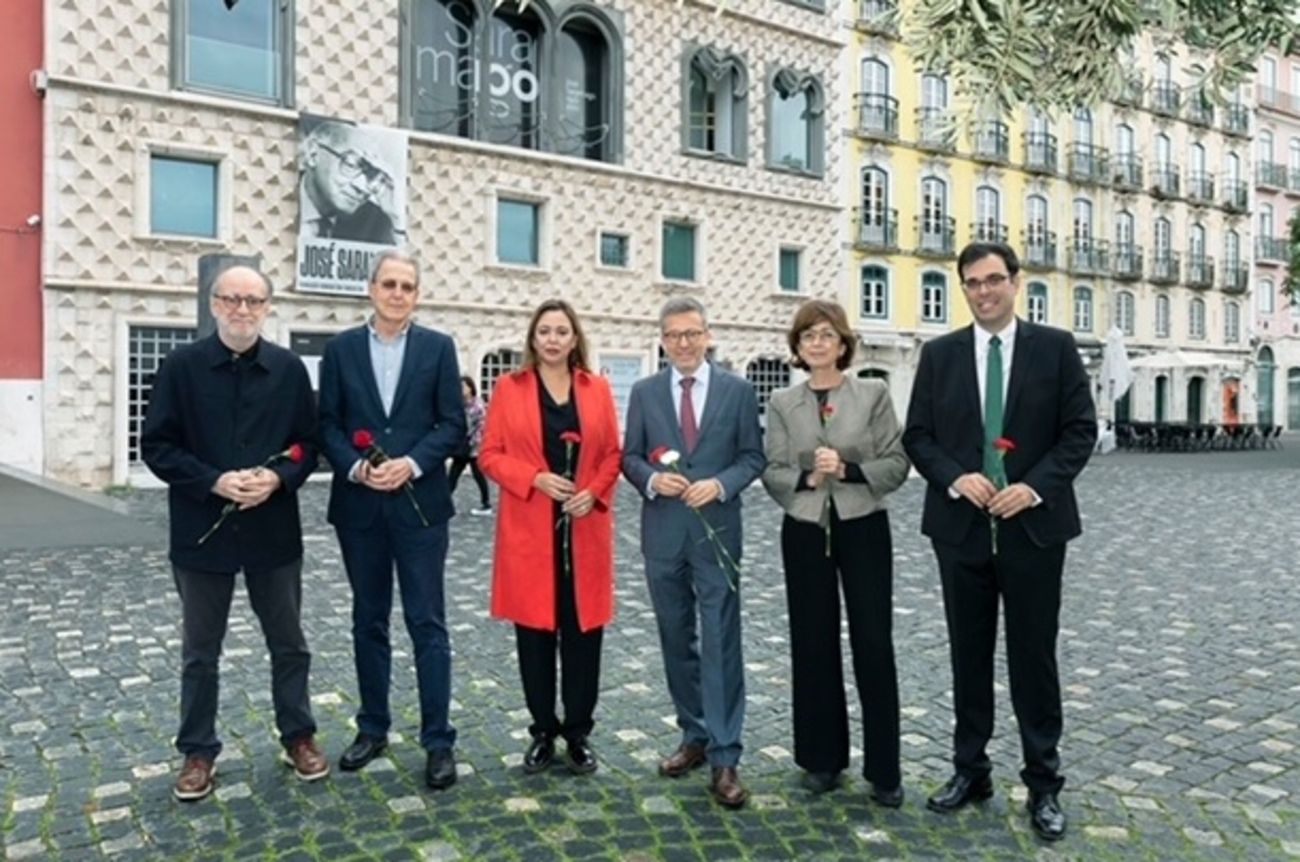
[318,250,466,789]
[622,297,766,808]
[903,242,1095,841]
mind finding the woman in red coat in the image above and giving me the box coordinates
[478,299,623,775]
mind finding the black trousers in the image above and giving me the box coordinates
[514,520,603,742]
[447,455,490,508]
[933,516,1066,794]
[780,508,900,788]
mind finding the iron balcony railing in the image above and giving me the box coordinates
[1256,236,1289,262]
[1152,165,1181,198]
[1112,244,1144,280]
[1151,81,1181,116]
[1115,73,1144,107]
[1223,104,1250,137]
[1222,262,1248,293]
[1112,154,1143,190]
[1150,250,1181,284]
[1186,171,1215,205]
[1186,96,1214,127]
[1258,161,1288,187]
[1221,180,1248,212]
[855,93,899,140]
[855,208,898,250]
[856,0,898,35]
[970,221,1008,243]
[915,215,957,256]
[971,121,1009,163]
[1185,255,1215,288]
[915,107,956,151]
[1022,231,1057,269]
[1066,143,1110,184]
[1022,132,1058,173]
[1067,238,1109,275]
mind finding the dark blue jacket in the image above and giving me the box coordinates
[318,323,465,529]
[141,334,319,572]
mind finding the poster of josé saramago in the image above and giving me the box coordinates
[296,114,409,296]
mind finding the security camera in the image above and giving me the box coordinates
[25,214,41,227]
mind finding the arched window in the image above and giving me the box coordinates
[1027,281,1048,324]
[1259,129,1275,163]
[1156,133,1171,167]
[919,176,948,250]
[1225,301,1241,343]
[1259,278,1276,315]
[1072,197,1094,246]
[1228,151,1242,182]
[768,68,825,174]
[685,46,747,159]
[1155,293,1171,337]
[861,264,889,320]
[1189,298,1206,339]
[1260,202,1275,238]
[480,349,525,401]
[1225,230,1240,267]
[861,57,889,95]
[1114,290,1136,335]
[745,357,791,416]
[1073,286,1093,333]
[975,185,1001,240]
[1116,123,1134,156]
[1189,223,1206,258]
[860,167,890,244]
[1258,346,1276,425]
[1116,210,1135,247]
[1073,107,1093,145]
[921,271,947,323]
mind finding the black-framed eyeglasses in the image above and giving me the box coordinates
[318,143,392,188]
[213,294,268,310]
[962,272,1011,292]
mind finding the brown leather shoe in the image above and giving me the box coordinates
[658,743,708,778]
[710,766,749,809]
[173,755,217,801]
[281,736,330,782]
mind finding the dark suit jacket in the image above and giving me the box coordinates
[621,364,766,561]
[902,320,1096,548]
[318,323,466,530]
[141,334,319,572]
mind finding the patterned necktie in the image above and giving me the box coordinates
[983,335,1005,483]
[680,377,699,452]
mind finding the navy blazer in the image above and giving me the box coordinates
[141,334,319,573]
[318,323,466,529]
[621,364,766,561]
[902,320,1096,548]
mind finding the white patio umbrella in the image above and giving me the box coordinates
[1100,326,1133,405]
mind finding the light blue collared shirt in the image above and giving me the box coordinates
[350,319,421,482]
[645,361,723,501]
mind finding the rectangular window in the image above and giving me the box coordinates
[178,0,289,103]
[128,325,197,464]
[778,247,801,293]
[598,232,629,268]
[497,199,540,266]
[662,221,697,282]
[921,274,947,323]
[861,267,888,319]
[150,155,218,238]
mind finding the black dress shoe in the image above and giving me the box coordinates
[522,735,554,774]
[563,737,598,775]
[1027,791,1067,841]
[425,748,457,790]
[926,773,994,812]
[801,770,841,794]
[339,733,387,771]
[869,782,904,808]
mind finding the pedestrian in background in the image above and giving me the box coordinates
[448,374,492,516]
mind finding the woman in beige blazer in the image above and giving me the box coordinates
[761,299,910,805]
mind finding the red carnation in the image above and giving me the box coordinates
[287,443,305,464]
[559,430,582,445]
[649,445,670,464]
[352,429,375,450]
[820,403,835,423]
[993,437,1016,453]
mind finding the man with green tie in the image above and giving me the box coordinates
[902,242,1096,841]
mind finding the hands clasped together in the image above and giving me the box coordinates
[649,471,723,509]
[952,473,1036,519]
[533,472,597,518]
[355,458,416,493]
[214,468,283,511]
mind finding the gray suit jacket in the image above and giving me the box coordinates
[762,376,910,526]
[622,364,766,562]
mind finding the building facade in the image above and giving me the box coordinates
[845,2,1254,424]
[38,0,843,488]
[1252,48,1300,430]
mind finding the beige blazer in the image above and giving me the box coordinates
[762,375,910,526]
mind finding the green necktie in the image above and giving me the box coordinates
[983,335,1005,484]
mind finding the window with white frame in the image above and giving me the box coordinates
[1073,286,1093,332]
[778,247,802,293]
[1189,298,1206,339]
[684,46,747,160]
[128,325,197,464]
[860,166,890,243]
[480,349,525,402]
[1073,106,1093,145]
[1155,293,1171,337]
[1225,301,1241,343]
[1027,281,1048,323]
[598,231,629,268]
[861,264,889,320]
[661,220,698,282]
[151,155,219,238]
[496,198,541,266]
[920,272,947,323]
[173,0,293,104]
[745,357,791,416]
[1115,290,1136,335]
[1259,278,1276,314]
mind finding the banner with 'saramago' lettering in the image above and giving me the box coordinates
[295,114,409,296]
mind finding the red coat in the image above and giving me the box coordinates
[478,369,623,632]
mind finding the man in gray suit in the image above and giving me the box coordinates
[622,297,766,809]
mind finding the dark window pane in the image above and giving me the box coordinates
[600,233,628,267]
[185,0,280,100]
[772,87,811,170]
[779,248,800,292]
[482,8,542,149]
[497,199,539,265]
[555,20,610,161]
[151,156,217,238]
[662,222,696,281]
[410,0,476,137]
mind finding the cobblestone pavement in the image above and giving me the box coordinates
[2,443,1299,861]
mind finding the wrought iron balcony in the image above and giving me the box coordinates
[1066,143,1110,185]
[1150,250,1181,284]
[1186,171,1215,205]
[1021,231,1057,270]
[855,93,899,140]
[1022,132,1058,173]
[971,121,1009,163]
[1185,255,1215,288]
[1111,154,1143,190]
[1221,180,1248,212]
[1067,238,1109,275]
[1151,81,1181,116]
[1222,262,1248,294]
[1112,244,1144,280]
[1258,161,1288,188]
[1115,73,1144,107]
[1186,95,1214,127]
[915,215,957,257]
[1223,104,1250,137]
[856,0,898,36]
[1257,235,1289,262]
[1151,165,1181,198]
[854,208,898,251]
[915,108,955,152]
[970,221,1008,243]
